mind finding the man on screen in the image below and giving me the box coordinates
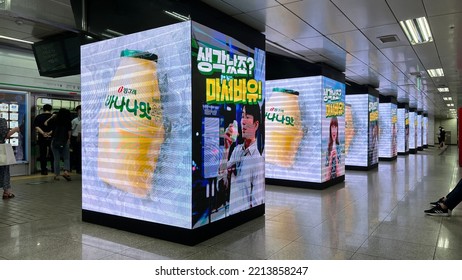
[219,104,264,215]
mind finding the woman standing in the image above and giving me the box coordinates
[0,118,20,199]
[47,108,72,181]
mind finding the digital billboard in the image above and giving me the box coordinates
[81,21,265,230]
[345,95,368,167]
[191,22,265,225]
[81,22,192,228]
[368,95,379,165]
[417,113,422,148]
[397,107,409,154]
[378,103,397,158]
[423,116,428,146]
[265,76,344,183]
[409,111,417,150]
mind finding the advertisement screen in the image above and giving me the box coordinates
[423,116,428,146]
[265,76,344,183]
[392,104,398,157]
[345,95,369,167]
[378,103,397,158]
[266,76,324,182]
[322,77,345,182]
[191,22,265,227]
[397,108,409,153]
[417,114,422,148]
[409,111,417,149]
[81,22,193,228]
[368,95,379,165]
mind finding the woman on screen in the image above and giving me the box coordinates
[325,116,341,180]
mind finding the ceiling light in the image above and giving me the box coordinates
[443,97,452,101]
[399,17,433,45]
[0,35,33,44]
[427,68,444,77]
[164,10,190,21]
[446,103,454,107]
[438,87,449,92]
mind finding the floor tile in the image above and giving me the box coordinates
[357,236,436,260]
[267,241,355,260]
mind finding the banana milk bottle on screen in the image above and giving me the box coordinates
[265,88,303,167]
[98,50,164,198]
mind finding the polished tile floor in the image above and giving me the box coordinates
[1,145,461,260]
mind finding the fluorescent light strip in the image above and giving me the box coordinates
[438,87,449,92]
[427,68,444,77]
[164,10,190,21]
[0,35,33,44]
[399,17,433,45]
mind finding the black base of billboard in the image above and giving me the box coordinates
[409,149,417,154]
[379,156,397,161]
[266,175,345,190]
[82,204,265,246]
[345,163,378,171]
[398,151,409,155]
[418,147,423,151]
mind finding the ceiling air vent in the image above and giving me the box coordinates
[378,35,399,43]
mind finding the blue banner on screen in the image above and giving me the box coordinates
[265,76,344,183]
[345,95,368,167]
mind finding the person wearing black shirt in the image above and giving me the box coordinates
[34,104,54,175]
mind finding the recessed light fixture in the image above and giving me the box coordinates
[0,35,33,44]
[399,17,433,45]
[446,103,454,107]
[438,87,449,92]
[443,97,452,101]
[427,68,444,77]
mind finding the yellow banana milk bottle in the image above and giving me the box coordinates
[265,88,303,168]
[97,49,164,198]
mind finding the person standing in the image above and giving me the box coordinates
[34,104,54,175]
[71,105,82,174]
[47,108,72,181]
[0,118,20,199]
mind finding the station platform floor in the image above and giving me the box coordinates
[1,145,461,260]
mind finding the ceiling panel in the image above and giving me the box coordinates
[244,6,320,39]
[285,0,356,35]
[386,0,426,21]
[327,30,375,52]
[221,0,280,12]
[361,23,409,49]
[423,0,462,16]
[201,0,243,16]
[330,0,397,29]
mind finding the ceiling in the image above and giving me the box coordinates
[1,0,461,118]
